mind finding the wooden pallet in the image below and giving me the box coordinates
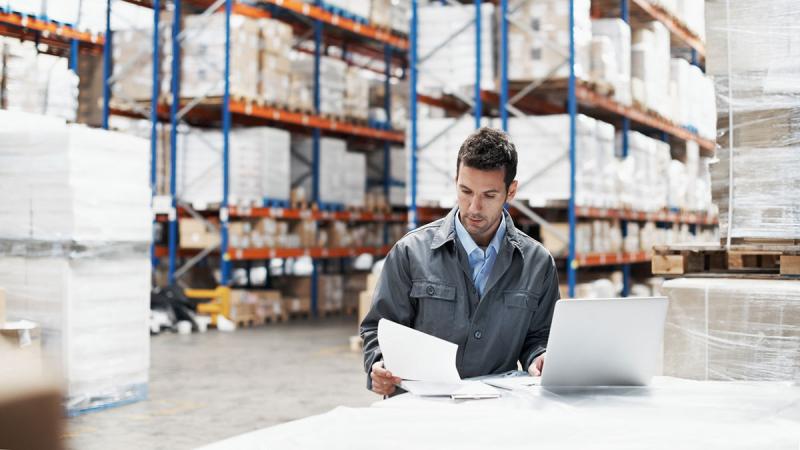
[652,242,800,277]
[233,315,262,328]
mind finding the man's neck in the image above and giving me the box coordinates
[458,211,501,248]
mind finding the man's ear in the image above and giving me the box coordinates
[506,180,518,202]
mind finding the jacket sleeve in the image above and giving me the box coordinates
[359,240,416,390]
[519,254,560,372]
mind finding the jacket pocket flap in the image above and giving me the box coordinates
[411,281,456,301]
[504,291,537,310]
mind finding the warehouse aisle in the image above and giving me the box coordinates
[66,319,374,450]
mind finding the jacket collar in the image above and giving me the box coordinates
[431,206,524,259]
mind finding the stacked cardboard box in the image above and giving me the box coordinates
[367,146,407,207]
[175,13,260,100]
[368,79,408,131]
[259,18,293,107]
[0,39,78,121]
[229,290,259,325]
[0,111,151,415]
[591,19,631,105]
[273,275,344,315]
[289,53,347,116]
[357,272,380,330]
[291,136,358,207]
[345,66,370,121]
[507,0,591,82]
[631,22,670,117]
[344,273,369,315]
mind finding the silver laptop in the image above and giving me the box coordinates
[540,297,668,387]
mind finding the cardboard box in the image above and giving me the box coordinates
[180,218,220,249]
[0,342,64,450]
[253,290,286,322]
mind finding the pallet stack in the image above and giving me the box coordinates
[654,0,800,382]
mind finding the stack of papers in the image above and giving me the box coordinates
[377,319,501,399]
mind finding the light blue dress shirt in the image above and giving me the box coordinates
[454,209,506,298]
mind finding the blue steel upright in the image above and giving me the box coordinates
[409,0,419,230]
[167,0,182,284]
[620,0,631,297]
[220,0,233,285]
[310,6,323,317]
[567,0,577,297]
[150,0,162,269]
[383,44,392,245]
[69,39,79,72]
[499,0,509,131]
[473,0,481,129]
[101,0,112,129]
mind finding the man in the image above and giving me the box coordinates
[360,127,561,396]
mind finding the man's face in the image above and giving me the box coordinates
[456,163,517,244]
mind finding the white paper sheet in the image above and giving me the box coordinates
[401,380,500,399]
[482,375,541,391]
[377,319,461,383]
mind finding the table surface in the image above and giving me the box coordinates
[198,377,800,450]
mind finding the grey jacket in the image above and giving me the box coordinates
[360,207,560,389]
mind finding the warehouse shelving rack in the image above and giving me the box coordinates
[408,0,716,297]
[103,0,410,315]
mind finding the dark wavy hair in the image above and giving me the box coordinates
[456,127,518,189]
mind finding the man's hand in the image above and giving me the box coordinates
[528,353,546,377]
[371,361,402,396]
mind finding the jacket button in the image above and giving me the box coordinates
[474,330,482,340]
[426,285,435,296]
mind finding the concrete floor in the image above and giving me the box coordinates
[66,317,376,450]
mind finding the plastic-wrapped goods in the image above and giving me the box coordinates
[662,278,800,381]
[259,18,293,107]
[631,22,670,118]
[290,53,347,116]
[508,114,604,207]
[418,3,495,95]
[177,126,291,208]
[343,151,367,209]
[0,111,151,414]
[711,147,800,240]
[591,19,631,105]
[290,136,348,206]
[177,13,260,100]
[616,131,671,212]
[345,67,370,121]
[76,0,153,33]
[111,28,160,102]
[0,251,151,415]
[507,0,591,82]
[706,0,800,240]
[0,112,152,242]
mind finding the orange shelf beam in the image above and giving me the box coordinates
[574,251,652,268]
[227,245,392,261]
[228,206,407,223]
[257,0,408,50]
[0,10,104,46]
[228,100,405,142]
[574,207,718,226]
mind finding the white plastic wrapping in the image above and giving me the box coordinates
[662,277,800,381]
[706,0,800,241]
[0,112,152,242]
[290,136,352,206]
[290,53,347,116]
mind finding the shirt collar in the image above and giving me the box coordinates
[454,208,506,257]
